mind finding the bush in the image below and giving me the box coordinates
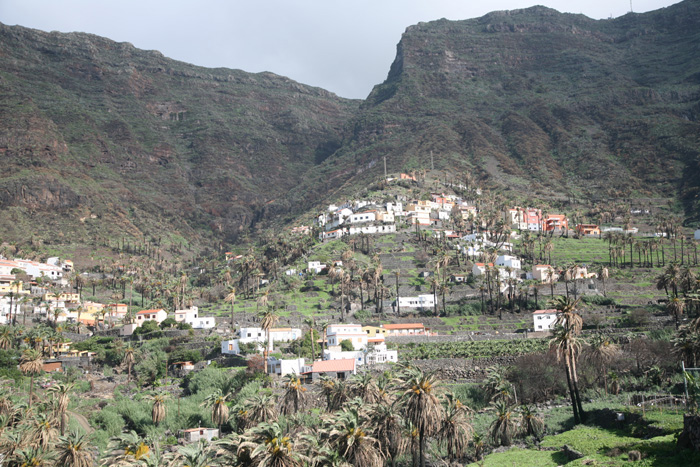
[92,410,126,437]
[582,295,616,306]
[169,348,203,364]
[160,318,177,329]
[133,320,163,338]
[508,352,568,403]
[340,339,354,351]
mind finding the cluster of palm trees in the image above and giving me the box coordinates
[0,381,93,467]
[94,366,480,467]
[656,263,699,328]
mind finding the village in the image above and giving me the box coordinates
[1,170,699,465]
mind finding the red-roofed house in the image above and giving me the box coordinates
[380,323,429,336]
[135,309,168,326]
[532,309,559,331]
[303,358,356,382]
[472,263,494,276]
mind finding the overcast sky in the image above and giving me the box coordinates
[0,0,682,99]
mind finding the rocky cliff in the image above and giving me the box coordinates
[1,1,699,252]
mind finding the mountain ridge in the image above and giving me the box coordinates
[1,1,699,254]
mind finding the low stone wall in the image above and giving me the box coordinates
[407,356,518,381]
[387,332,527,344]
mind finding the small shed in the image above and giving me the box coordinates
[181,427,219,443]
[303,358,356,383]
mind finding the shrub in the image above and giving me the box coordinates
[582,295,616,306]
[92,410,126,437]
[160,318,177,329]
[133,320,163,338]
[340,339,354,351]
[508,352,568,403]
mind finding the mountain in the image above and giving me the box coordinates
[294,1,700,217]
[1,1,699,254]
[0,22,358,247]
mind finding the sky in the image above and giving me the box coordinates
[0,0,682,99]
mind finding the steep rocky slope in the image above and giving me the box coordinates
[0,23,358,246]
[295,1,700,217]
[1,1,699,252]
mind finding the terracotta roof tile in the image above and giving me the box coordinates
[308,358,355,373]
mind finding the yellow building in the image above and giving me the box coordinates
[362,326,388,338]
[84,301,105,315]
[0,280,27,295]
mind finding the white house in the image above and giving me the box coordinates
[135,309,168,327]
[386,202,404,214]
[532,309,558,331]
[347,224,396,235]
[396,295,435,310]
[175,306,198,323]
[471,263,494,276]
[326,324,368,350]
[321,229,345,241]
[221,339,241,355]
[323,348,366,365]
[0,298,10,325]
[10,259,63,280]
[181,428,219,443]
[222,327,303,354]
[532,265,558,283]
[267,357,306,376]
[348,211,376,225]
[174,306,216,329]
[366,343,398,365]
[308,261,327,274]
[496,255,522,270]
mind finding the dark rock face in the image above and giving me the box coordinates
[0,22,358,243]
[1,1,700,247]
[300,1,700,218]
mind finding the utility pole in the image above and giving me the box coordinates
[630,0,633,13]
[430,150,434,171]
[384,156,387,179]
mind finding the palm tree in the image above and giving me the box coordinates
[398,368,443,467]
[47,382,74,435]
[29,412,59,450]
[370,403,405,467]
[149,393,167,426]
[203,389,230,433]
[349,371,382,404]
[668,297,686,329]
[260,309,279,374]
[437,396,473,461]
[122,346,136,386]
[303,317,317,361]
[327,408,383,467]
[280,374,307,416]
[55,431,93,467]
[105,430,151,464]
[519,405,545,440]
[173,440,217,467]
[225,287,237,328]
[19,349,43,408]
[237,392,277,430]
[598,266,609,297]
[0,326,13,350]
[239,421,305,467]
[584,334,619,394]
[488,400,517,447]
